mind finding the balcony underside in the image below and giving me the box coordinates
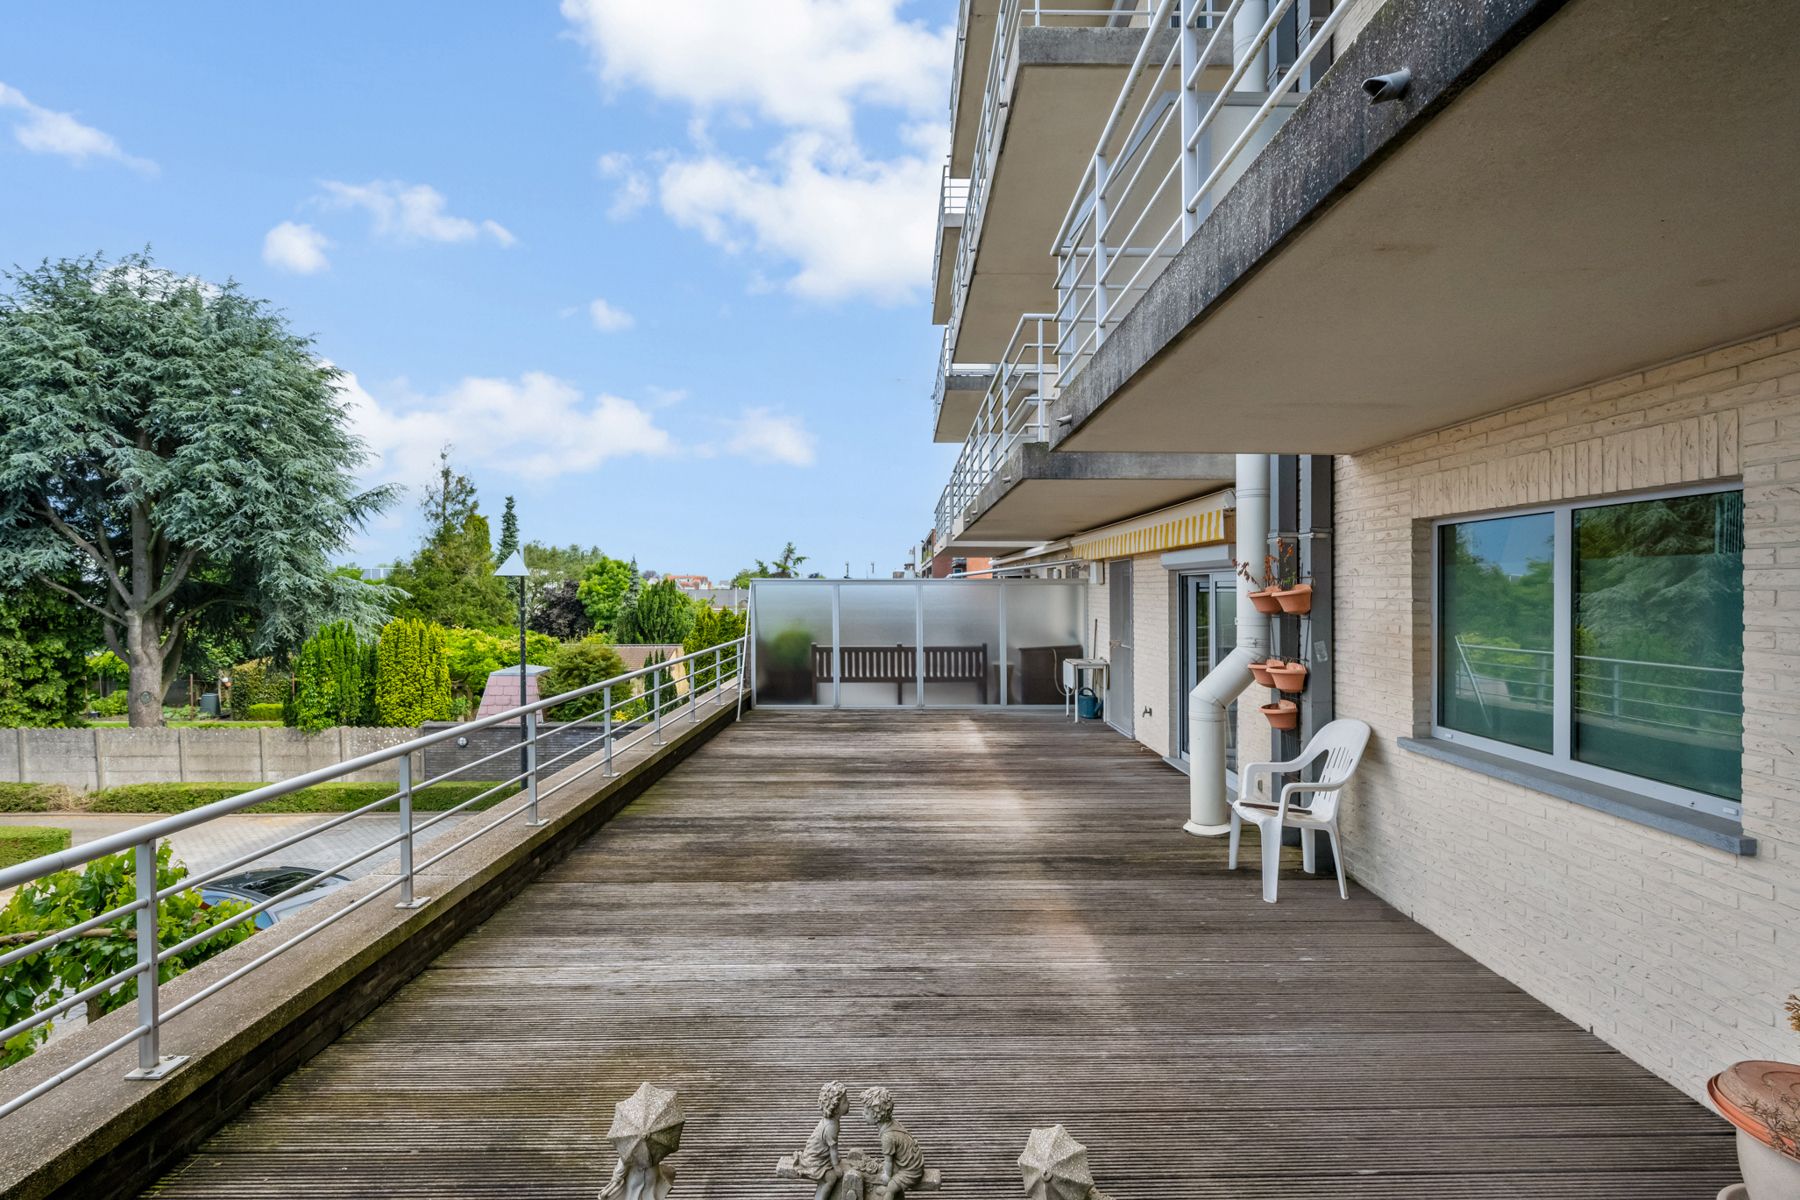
[951,444,1234,549]
[142,710,1735,1197]
[935,365,996,443]
[953,28,1233,362]
[1051,0,1800,454]
[949,0,1001,177]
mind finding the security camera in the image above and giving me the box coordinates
[1362,69,1412,104]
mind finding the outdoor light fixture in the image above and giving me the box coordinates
[494,549,531,787]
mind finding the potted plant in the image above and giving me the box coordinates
[1268,540,1313,615]
[1710,993,1800,1197]
[1236,557,1282,615]
[1268,659,1309,693]
[1259,699,1298,730]
[1249,658,1277,687]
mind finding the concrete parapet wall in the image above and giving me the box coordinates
[4,727,422,790]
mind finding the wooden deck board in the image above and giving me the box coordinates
[142,710,1737,1198]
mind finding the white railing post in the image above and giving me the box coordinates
[396,754,426,908]
[602,685,615,776]
[523,710,544,827]
[654,669,666,745]
[1092,152,1111,348]
[1179,0,1202,240]
[125,839,182,1079]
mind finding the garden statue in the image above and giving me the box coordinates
[599,1082,684,1200]
[860,1086,926,1199]
[787,1080,850,1200]
[1018,1125,1114,1200]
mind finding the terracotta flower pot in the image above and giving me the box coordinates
[1259,700,1298,730]
[1709,1061,1800,1197]
[1268,662,1309,693]
[1248,659,1276,687]
[1272,583,1313,615]
[1248,589,1282,615]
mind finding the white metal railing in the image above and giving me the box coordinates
[1051,0,1346,378]
[936,313,1059,543]
[0,636,747,1119]
[944,1,1160,366]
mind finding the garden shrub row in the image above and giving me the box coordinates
[87,780,517,815]
[0,782,81,812]
[244,703,285,722]
[0,825,72,869]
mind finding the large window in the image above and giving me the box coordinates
[1435,487,1744,817]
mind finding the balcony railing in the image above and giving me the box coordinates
[936,313,1059,543]
[932,158,970,292]
[1051,0,1347,379]
[0,636,748,1119]
[945,1,1160,359]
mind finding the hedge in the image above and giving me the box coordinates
[88,780,517,815]
[244,703,285,722]
[0,783,81,813]
[0,825,72,869]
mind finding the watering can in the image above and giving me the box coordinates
[1077,687,1102,720]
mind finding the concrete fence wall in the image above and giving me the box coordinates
[0,727,422,790]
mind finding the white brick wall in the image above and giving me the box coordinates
[1334,325,1800,1101]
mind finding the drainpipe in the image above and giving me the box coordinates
[1234,0,1270,92]
[1184,453,1269,836]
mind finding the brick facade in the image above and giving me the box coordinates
[1333,324,1800,1100]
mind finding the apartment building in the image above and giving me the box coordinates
[926,0,1798,1101]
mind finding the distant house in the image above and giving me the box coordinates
[665,574,712,591]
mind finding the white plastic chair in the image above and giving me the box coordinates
[1228,718,1371,904]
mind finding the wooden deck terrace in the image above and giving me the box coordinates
[143,709,1736,1198]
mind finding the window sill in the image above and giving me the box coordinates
[1396,737,1757,856]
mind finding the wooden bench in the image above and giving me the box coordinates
[811,644,988,704]
[776,1153,943,1193]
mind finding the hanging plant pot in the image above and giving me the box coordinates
[1272,583,1314,615]
[1248,659,1276,687]
[1710,1061,1800,1198]
[1247,589,1283,615]
[1268,662,1309,693]
[1259,700,1299,730]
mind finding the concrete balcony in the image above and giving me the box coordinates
[123,710,1736,1197]
[931,165,970,325]
[1048,0,1800,455]
[944,3,1237,365]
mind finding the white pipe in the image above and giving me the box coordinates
[1233,0,1269,93]
[1185,453,1270,836]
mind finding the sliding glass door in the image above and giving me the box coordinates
[1179,572,1237,765]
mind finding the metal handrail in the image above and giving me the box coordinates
[936,313,1058,543]
[0,636,748,1119]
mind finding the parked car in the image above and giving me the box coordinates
[199,867,351,930]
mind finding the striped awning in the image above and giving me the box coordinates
[1071,489,1234,560]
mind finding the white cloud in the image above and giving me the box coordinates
[319,180,515,246]
[263,221,331,274]
[588,297,635,332]
[559,0,950,133]
[597,152,651,220]
[659,129,940,303]
[340,370,675,486]
[722,407,817,466]
[561,1,951,303]
[0,82,156,173]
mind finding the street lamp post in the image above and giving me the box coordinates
[494,549,531,795]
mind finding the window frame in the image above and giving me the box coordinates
[1430,482,1745,824]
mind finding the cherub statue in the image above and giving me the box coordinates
[859,1086,925,1199]
[790,1081,849,1200]
[599,1082,684,1200]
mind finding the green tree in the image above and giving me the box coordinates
[389,511,514,630]
[0,584,98,728]
[528,578,592,640]
[0,252,395,727]
[374,618,452,725]
[522,541,605,585]
[495,495,520,563]
[684,603,748,692]
[757,542,808,578]
[290,622,376,732]
[575,556,638,634]
[420,447,477,539]
[442,626,557,709]
[226,658,291,719]
[619,578,696,645]
[0,843,253,1066]
[541,638,630,722]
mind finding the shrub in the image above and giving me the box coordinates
[0,825,71,869]
[617,577,695,645]
[88,690,128,717]
[443,627,557,708]
[244,703,285,722]
[0,783,81,813]
[542,638,631,722]
[375,618,452,725]
[291,622,377,731]
[88,780,516,815]
[0,585,96,728]
[228,659,291,719]
[684,604,748,690]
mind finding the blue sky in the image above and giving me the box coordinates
[0,1,959,580]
